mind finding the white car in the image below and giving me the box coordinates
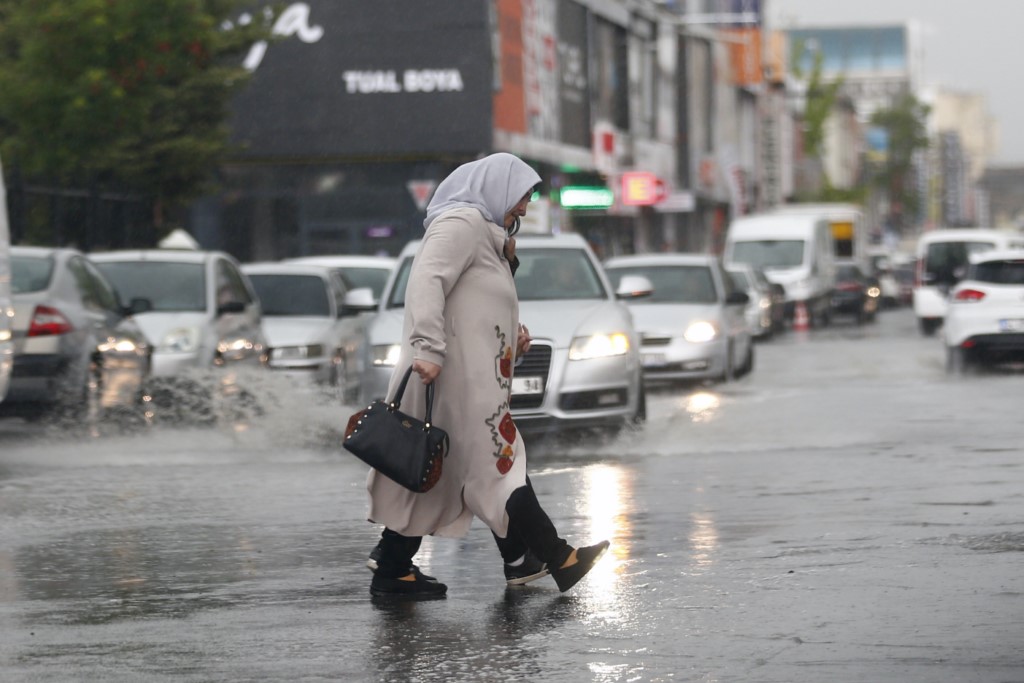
[726,263,775,339]
[363,234,648,434]
[283,255,396,305]
[605,254,754,383]
[242,262,377,398]
[944,249,1024,373]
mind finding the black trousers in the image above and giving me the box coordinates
[375,477,571,578]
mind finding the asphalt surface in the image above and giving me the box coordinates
[1,307,1023,682]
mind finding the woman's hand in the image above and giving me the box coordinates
[503,236,517,262]
[412,359,442,385]
[515,323,532,358]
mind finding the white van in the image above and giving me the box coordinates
[0,156,13,403]
[912,228,1024,336]
[773,203,868,268]
[724,211,836,326]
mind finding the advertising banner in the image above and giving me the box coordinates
[230,1,492,157]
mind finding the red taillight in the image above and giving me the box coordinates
[953,288,985,303]
[28,305,73,336]
[837,282,862,292]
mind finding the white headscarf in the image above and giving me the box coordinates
[423,153,541,230]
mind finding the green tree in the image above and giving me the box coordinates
[869,93,930,231]
[0,0,275,234]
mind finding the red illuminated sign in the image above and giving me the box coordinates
[621,172,666,206]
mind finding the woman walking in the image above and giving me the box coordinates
[366,153,609,599]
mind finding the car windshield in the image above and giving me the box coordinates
[387,247,606,307]
[10,255,55,293]
[971,259,1024,284]
[94,261,206,312]
[248,274,330,316]
[514,248,606,301]
[925,241,996,284]
[731,240,805,269]
[836,265,861,280]
[335,267,391,299]
[607,264,717,304]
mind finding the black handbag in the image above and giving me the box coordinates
[343,366,450,493]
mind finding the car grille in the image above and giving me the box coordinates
[641,334,672,347]
[511,342,552,410]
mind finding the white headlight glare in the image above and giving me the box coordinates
[161,327,200,353]
[372,344,401,366]
[683,321,717,343]
[569,332,630,360]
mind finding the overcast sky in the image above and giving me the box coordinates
[769,0,1024,166]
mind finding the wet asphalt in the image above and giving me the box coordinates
[1,307,1023,682]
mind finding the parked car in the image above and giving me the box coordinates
[726,263,775,339]
[604,253,753,383]
[91,249,267,421]
[944,249,1024,373]
[0,246,152,421]
[831,261,878,324]
[241,262,377,399]
[283,255,396,304]
[363,234,648,434]
[912,228,1024,336]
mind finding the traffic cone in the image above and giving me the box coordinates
[793,301,810,332]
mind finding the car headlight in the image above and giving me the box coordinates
[372,344,401,367]
[683,321,718,343]
[161,327,200,353]
[759,296,772,310]
[568,332,630,360]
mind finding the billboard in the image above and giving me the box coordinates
[230,1,493,158]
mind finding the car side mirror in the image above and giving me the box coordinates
[341,287,378,316]
[217,300,246,316]
[615,275,654,299]
[125,296,153,316]
[726,291,750,306]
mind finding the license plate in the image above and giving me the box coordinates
[999,318,1024,332]
[512,376,544,395]
[642,353,667,367]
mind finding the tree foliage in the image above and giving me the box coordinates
[869,93,931,226]
[0,0,275,228]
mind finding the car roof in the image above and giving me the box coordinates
[11,245,81,260]
[285,255,396,268]
[241,262,333,277]
[90,249,224,264]
[915,228,1015,245]
[396,232,590,259]
[605,253,717,268]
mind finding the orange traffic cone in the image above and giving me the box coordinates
[793,301,810,332]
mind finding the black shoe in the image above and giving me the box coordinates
[550,541,610,593]
[504,551,549,586]
[370,571,448,600]
[366,543,437,582]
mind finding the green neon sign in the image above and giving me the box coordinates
[559,186,613,209]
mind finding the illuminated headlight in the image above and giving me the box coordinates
[568,332,630,360]
[161,327,200,353]
[758,296,771,309]
[683,321,718,343]
[372,344,401,367]
[97,338,139,353]
[867,286,881,298]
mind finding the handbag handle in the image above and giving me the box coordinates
[388,365,436,430]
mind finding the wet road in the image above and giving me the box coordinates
[2,308,1023,682]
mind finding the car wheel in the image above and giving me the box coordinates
[632,377,647,425]
[738,343,754,377]
[919,318,940,336]
[946,346,968,375]
[720,342,735,382]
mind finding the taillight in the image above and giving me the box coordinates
[837,282,861,292]
[914,259,923,288]
[953,288,985,303]
[28,305,73,336]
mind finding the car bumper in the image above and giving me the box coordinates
[4,353,67,404]
[831,292,865,314]
[637,338,727,381]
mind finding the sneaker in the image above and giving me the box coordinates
[550,541,610,593]
[366,543,437,582]
[370,571,448,600]
[504,552,549,586]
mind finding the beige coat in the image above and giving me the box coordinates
[366,207,527,538]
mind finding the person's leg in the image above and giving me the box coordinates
[505,477,609,593]
[370,528,447,598]
[492,528,548,586]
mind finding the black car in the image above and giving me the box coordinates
[831,262,877,324]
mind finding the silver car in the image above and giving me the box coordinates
[2,246,152,421]
[726,263,775,339]
[605,253,753,383]
[363,234,647,434]
[242,262,377,399]
[283,255,396,305]
[91,249,267,422]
